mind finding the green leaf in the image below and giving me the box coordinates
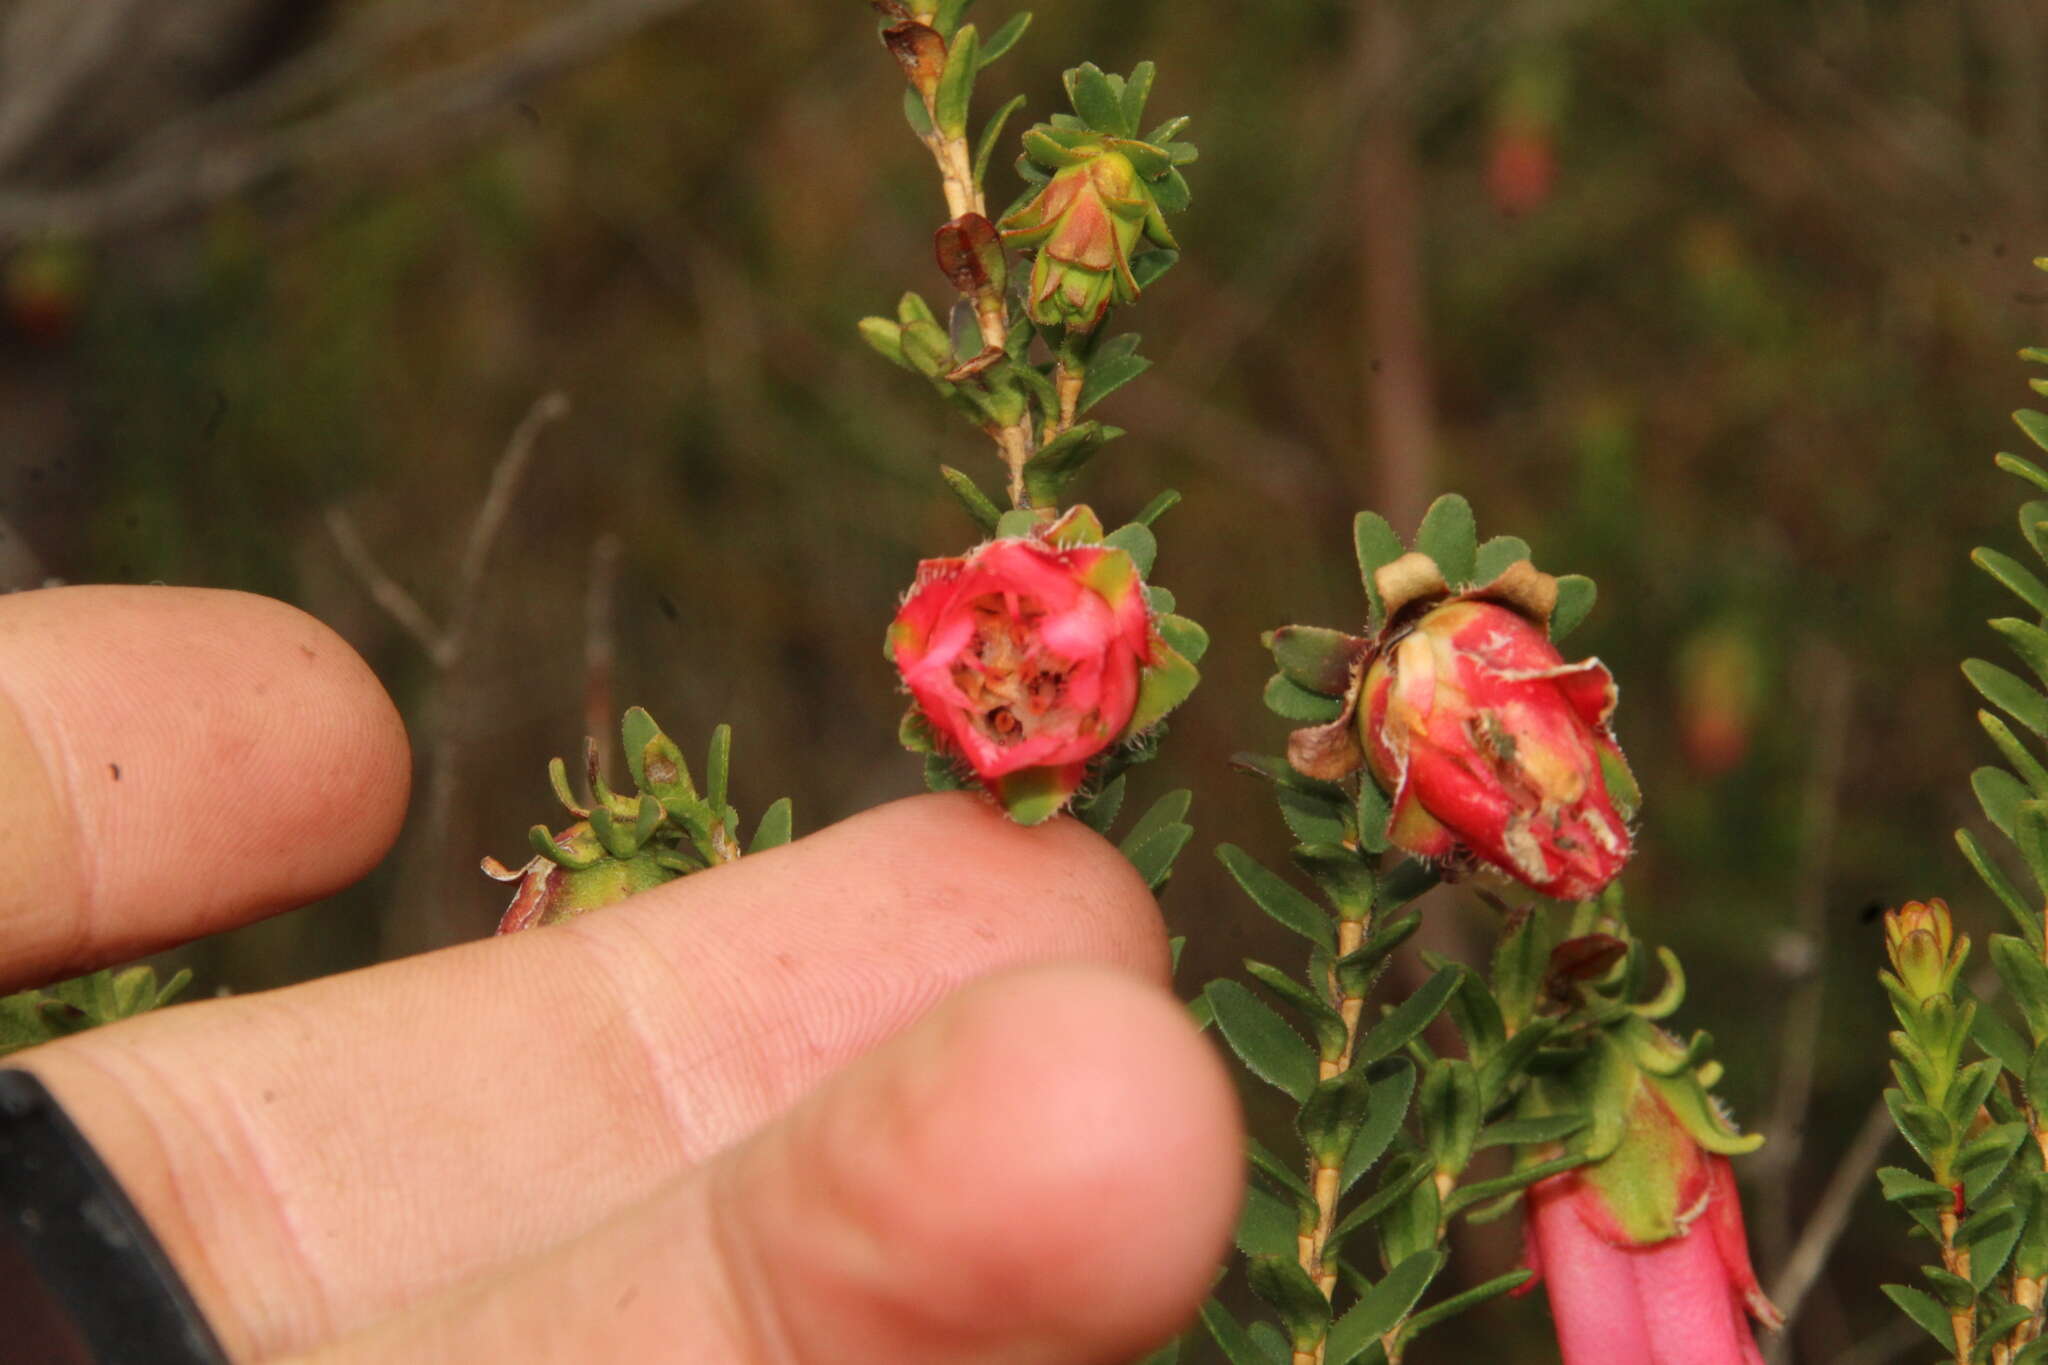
[1131,248,1179,289]
[1207,980,1318,1102]
[1022,422,1121,505]
[1981,709,2048,795]
[1995,618,2048,693]
[2021,408,2048,456]
[938,466,1001,532]
[903,85,933,138]
[1325,1251,1444,1365]
[1977,765,2029,840]
[1157,613,1208,665]
[705,724,732,810]
[1356,967,1461,1067]
[1341,1061,1417,1195]
[1335,912,1422,997]
[1265,674,1346,723]
[1394,1269,1534,1345]
[2000,452,2048,495]
[1217,845,1336,951]
[1278,786,1350,847]
[1550,575,1597,640]
[1975,1005,2032,1077]
[1355,780,1391,854]
[748,797,794,853]
[1414,495,1477,586]
[1079,333,1152,413]
[1443,1152,1587,1215]
[1354,512,1406,625]
[972,92,1027,192]
[1124,820,1192,891]
[1477,1113,1589,1149]
[1134,489,1181,526]
[1075,774,1126,834]
[1976,547,2048,619]
[1472,535,1532,585]
[976,10,1030,66]
[1201,1298,1281,1365]
[1882,1283,1955,1350]
[1418,1058,1482,1176]
[933,24,979,137]
[1247,1257,1332,1352]
[1064,62,1129,137]
[1959,828,2042,949]
[1966,659,2048,737]
[858,316,910,369]
[1131,1336,1182,1365]
[1124,789,1192,851]
[1236,1181,1301,1260]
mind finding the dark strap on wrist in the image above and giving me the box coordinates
[0,1068,229,1364]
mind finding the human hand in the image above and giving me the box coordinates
[3,586,1241,1364]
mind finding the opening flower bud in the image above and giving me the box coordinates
[1360,599,1634,901]
[999,149,1171,334]
[1882,899,1964,1004]
[888,528,1195,823]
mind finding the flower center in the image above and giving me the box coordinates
[950,595,1079,747]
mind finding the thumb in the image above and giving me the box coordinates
[288,965,1243,1364]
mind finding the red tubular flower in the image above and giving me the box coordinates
[1523,1085,1781,1365]
[1360,597,1633,901]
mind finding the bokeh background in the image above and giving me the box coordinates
[3,0,2045,1359]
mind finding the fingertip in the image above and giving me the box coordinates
[827,792,1172,984]
[760,964,1243,1362]
[0,586,411,984]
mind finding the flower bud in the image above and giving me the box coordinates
[999,149,1169,334]
[1883,899,1965,1005]
[488,827,677,934]
[1360,598,1634,901]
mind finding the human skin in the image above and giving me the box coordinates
[1,585,1242,1365]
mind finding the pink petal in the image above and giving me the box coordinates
[1529,1177,1656,1365]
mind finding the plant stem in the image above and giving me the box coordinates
[909,67,1035,505]
[1296,913,1369,1365]
[1938,1206,1974,1364]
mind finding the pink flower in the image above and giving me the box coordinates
[1360,598,1634,901]
[1522,1089,1781,1365]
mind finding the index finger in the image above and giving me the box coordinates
[0,586,411,991]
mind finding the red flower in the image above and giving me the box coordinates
[1523,1086,1781,1365]
[1360,598,1633,901]
[889,527,1200,823]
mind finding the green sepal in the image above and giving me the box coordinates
[1473,535,1533,585]
[1119,59,1157,132]
[988,763,1087,825]
[1131,249,1179,289]
[1063,62,1131,137]
[1157,613,1208,665]
[1264,674,1346,723]
[1414,494,1478,586]
[546,756,587,815]
[1045,502,1106,547]
[530,822,604,870]
[1354,511,1405,627]
[1265,625,1369,697]
[1124,639,1200,739]
[994,508,1038,538]
[1551,575,1598,641]
[1104,520,1157,575]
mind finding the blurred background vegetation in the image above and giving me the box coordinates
[2,0,2043,1358]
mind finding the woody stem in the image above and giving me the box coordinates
[914,81,1035,506]
[1939,1207,1974,1364]
[1295,914,1368,1365]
